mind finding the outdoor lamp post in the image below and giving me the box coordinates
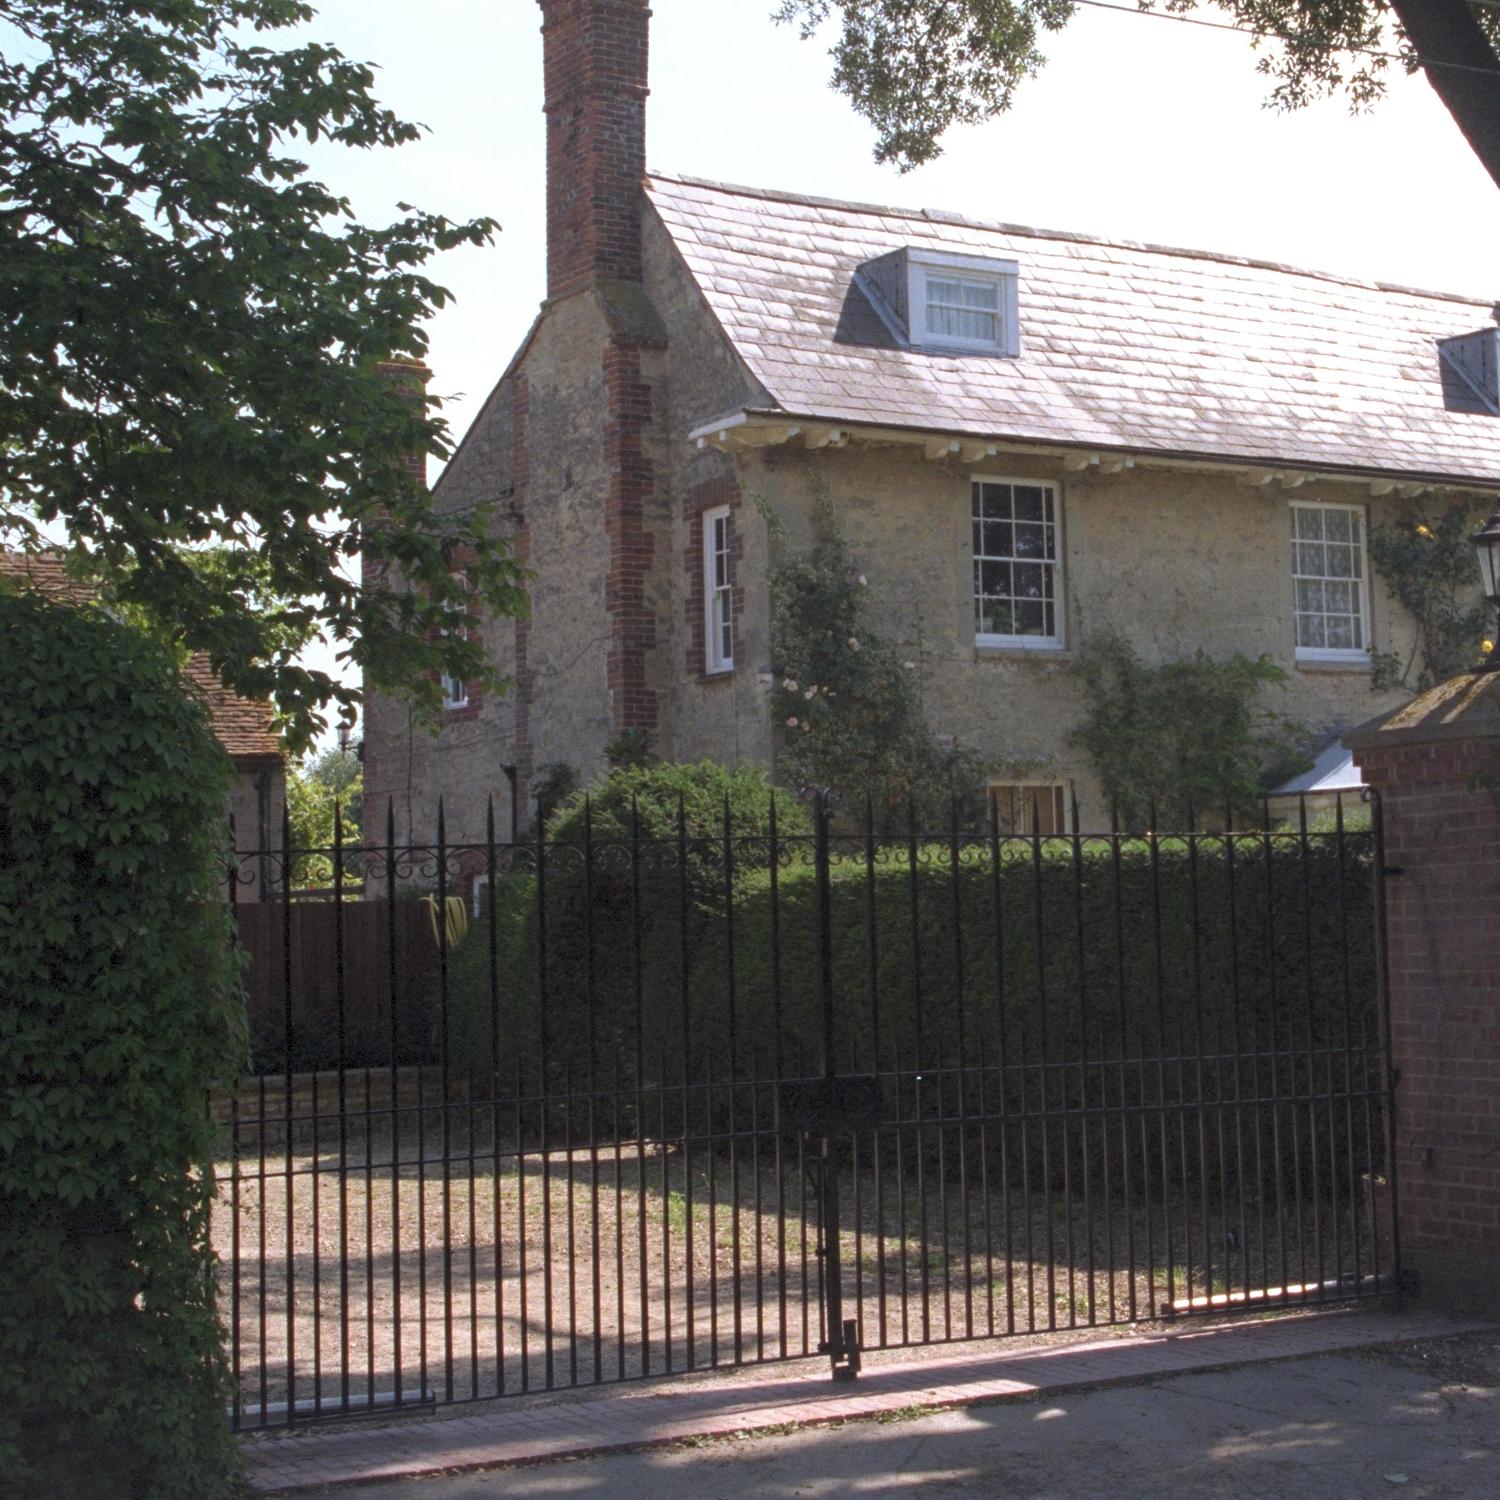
[1471,510,1500,671]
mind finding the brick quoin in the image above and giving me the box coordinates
[538,0,649,300]
[1347,675,1500,1311]
[603,343,658,731]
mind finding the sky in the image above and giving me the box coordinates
[275,0,1500,740]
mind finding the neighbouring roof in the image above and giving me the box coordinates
[646,173,1500,486]
[1269,737,1365,797]
[0,551,283,764]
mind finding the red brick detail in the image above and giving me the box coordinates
[512,379,534,824]
[684,476,743,682]
[602,343,657,731]
[1350,734,1500,1304]
[539,0,649,299]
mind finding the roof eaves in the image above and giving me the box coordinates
[691,405,1500,492]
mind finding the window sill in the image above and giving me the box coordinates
[1294,653,1371,675]
[975,640,1070,662]
[698,667,734,684]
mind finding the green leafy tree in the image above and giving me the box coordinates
[1069,628,1311,826]
[760,482,987,829]
[0,0,527,748]
[777,0,1500,187]
[286,741,362,886]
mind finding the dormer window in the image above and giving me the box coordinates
[858,247,1019,356]
[923,271,1002,347]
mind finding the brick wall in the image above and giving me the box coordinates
[603,342,658,730]
[1350,721,1500,1309]
[539,0,649,299]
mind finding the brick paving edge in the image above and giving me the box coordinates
[248,1312,1499,1496]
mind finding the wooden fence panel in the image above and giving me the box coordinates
[234,900,438,1070]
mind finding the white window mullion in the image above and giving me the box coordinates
[1290,501,1370,663]
[703,505,733,674]
[972,478,1063,648]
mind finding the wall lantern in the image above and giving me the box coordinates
[1470,510,1500,670]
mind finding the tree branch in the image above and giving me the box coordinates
[1388,0,1500,189]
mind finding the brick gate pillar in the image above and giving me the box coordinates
[1345,673,1500,1311]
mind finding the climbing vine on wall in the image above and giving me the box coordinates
[758,478,987,829]
[1068,629,1311,828]
[1367,500,1492,691]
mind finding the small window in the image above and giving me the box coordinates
[703,504,733,674]
[1291,502,1369,661]
[990,782,1071,836]
[907,250,1018,355]
[443,572,470,708]
[972,479,1062,647]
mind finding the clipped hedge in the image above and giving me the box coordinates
[448,827,1378,1173]
[0,592,247,1499]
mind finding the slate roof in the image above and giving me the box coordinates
[0,551,282,763]
[646,174,1500,486]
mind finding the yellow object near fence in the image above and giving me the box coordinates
[421,893,468,947]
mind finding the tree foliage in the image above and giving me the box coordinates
[0,591,247,1498]
[286,741,362,886]
[778,0,1500,176]
[0,0,527,747]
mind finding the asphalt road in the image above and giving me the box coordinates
[339,1336,1499,1500]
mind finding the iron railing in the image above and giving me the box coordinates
[216,790,1397,1428]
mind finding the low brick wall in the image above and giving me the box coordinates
[212,1066,468,1148]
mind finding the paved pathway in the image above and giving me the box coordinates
[242,1307,1493,1494]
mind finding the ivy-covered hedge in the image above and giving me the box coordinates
[0,592,247,1499]
[449,825,1378,1199]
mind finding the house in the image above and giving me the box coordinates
[362,0,1500,856]
[0,550,286,882]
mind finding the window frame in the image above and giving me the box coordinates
[906,249,1020,356]
[988,780,1073,836]
[1289,500,1372,666]
[442,571,470,710]
[971,475,1066,651]
[702,503,734,675]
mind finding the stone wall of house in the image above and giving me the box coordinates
[361,372,523,849]
[513,292,620,797]
[642,209,777,770]
[735,443,1421,827]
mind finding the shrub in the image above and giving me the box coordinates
[0,591,247,1499]
[447,762,808,1088]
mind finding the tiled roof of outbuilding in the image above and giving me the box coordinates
[0,551,282,763]
[646,174,1500,486]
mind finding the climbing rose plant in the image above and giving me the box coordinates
[760,479,986,829]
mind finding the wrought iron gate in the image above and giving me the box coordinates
[217,790,1399,1428]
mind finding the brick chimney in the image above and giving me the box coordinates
[539,0,650,299]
